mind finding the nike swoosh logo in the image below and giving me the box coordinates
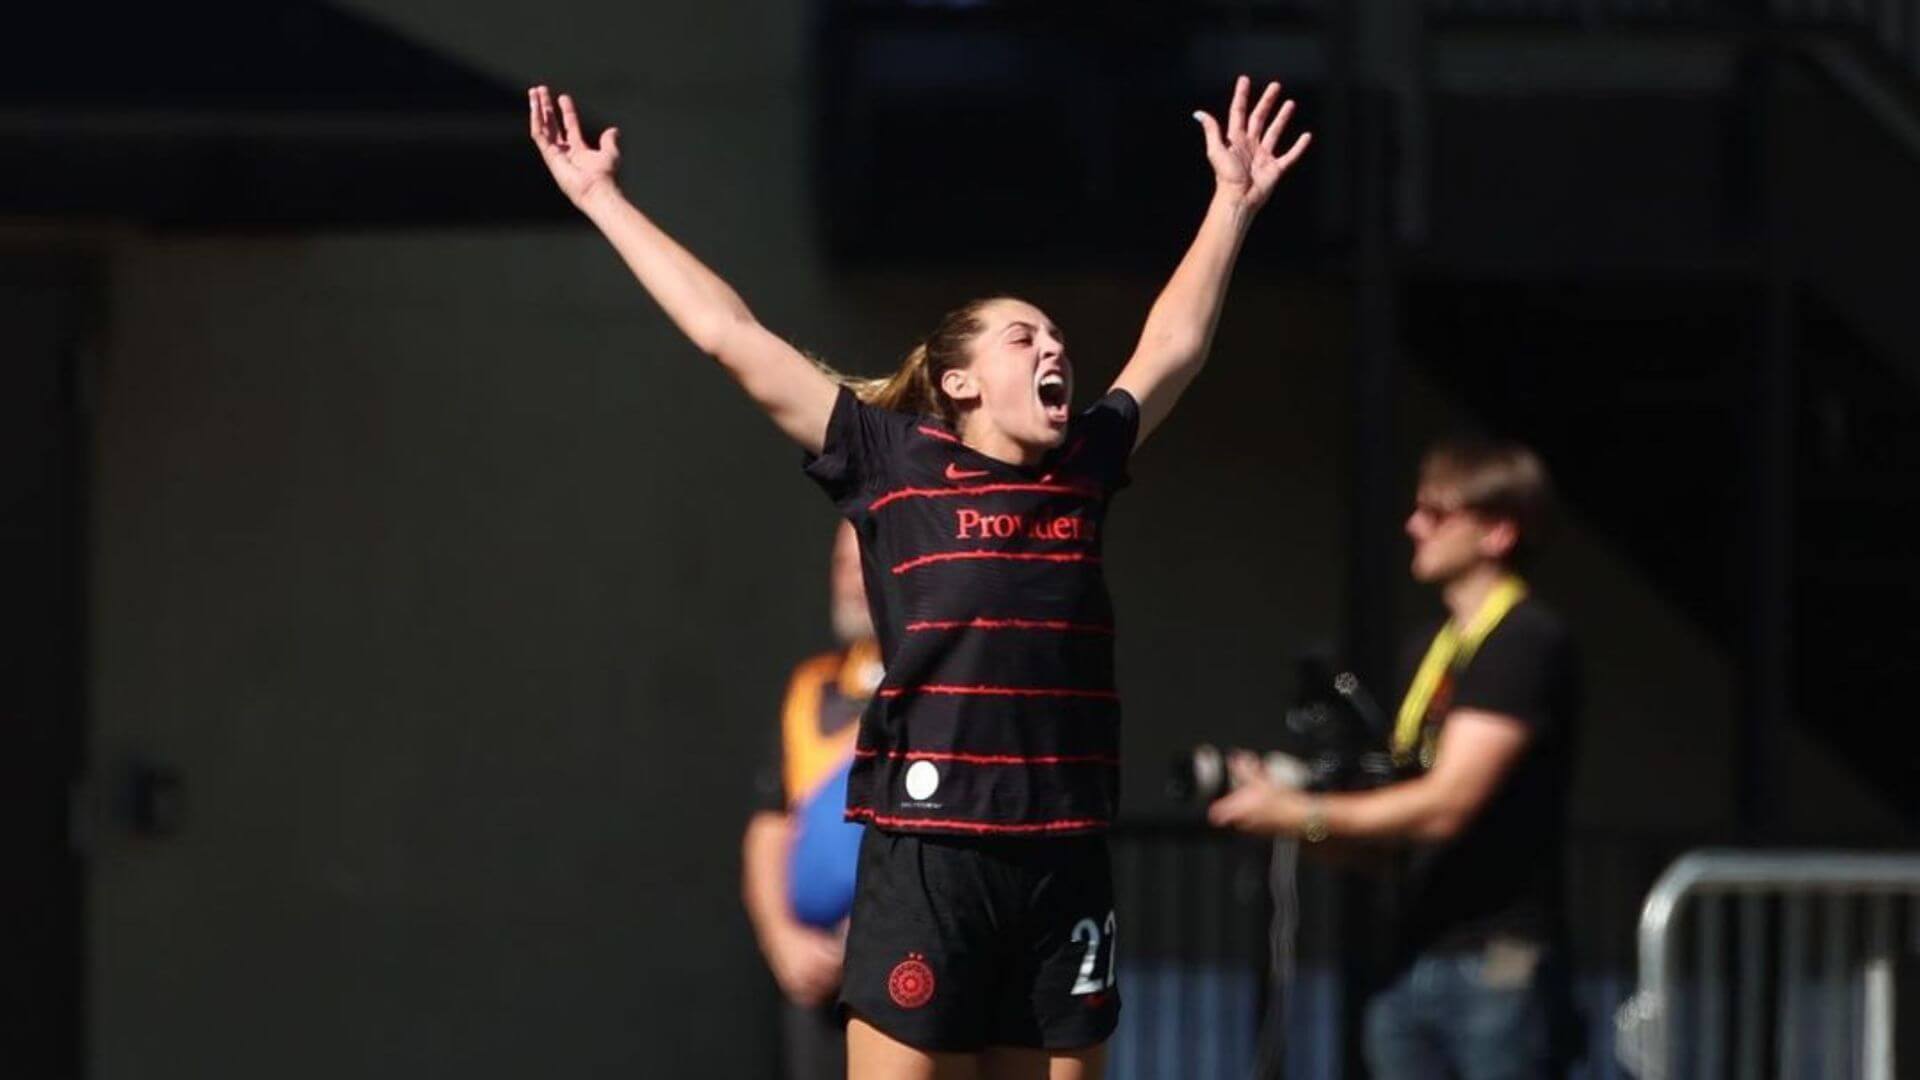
[945,463,990,481]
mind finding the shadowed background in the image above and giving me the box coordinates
[2,2,1913,1077]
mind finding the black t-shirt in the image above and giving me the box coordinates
[1392,596,1581,962]
[803,386,1140,836]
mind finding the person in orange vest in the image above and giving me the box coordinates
[744,522,882,1080]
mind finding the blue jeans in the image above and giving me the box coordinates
[1363,938,1570,1080]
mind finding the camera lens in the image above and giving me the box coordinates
[1165,744,1227,803]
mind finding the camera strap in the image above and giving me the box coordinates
[1391,576,1527,768]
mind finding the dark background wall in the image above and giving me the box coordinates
[0,258,89,1078]
[0,1,1904,1077]
[75,250,1891,1078]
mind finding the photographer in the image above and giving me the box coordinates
[1209,438,1579,1080]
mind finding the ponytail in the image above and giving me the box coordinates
[855,342,944,417]
[813,351,938,419]
[820,297,1001,426]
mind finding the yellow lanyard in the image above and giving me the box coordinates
[1392,577,1527,766]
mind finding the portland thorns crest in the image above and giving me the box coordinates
[887,953,936,1009]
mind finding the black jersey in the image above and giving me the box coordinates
[804,386,1139,837]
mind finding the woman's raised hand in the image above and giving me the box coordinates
[1193,76,1312,212]
[528,85,623,208]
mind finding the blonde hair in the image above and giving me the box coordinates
[822,298,1004,426]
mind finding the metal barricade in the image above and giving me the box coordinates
[1107,825,1272,1080]
[1618,850,1920,1080]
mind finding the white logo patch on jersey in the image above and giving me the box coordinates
[904,760,941,801]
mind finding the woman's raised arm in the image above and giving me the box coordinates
[529,86,838,453]
[1112,77,1311,448]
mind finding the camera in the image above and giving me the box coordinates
[1167,654,1397,802]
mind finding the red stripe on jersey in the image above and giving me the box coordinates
[891,550,1099,575]
[856,748,1120,766]
[868,482,1097,512]
[846,806,1108,834]
[916,425,963,445]
[878,684,1119,701]
[904,617,1114,635]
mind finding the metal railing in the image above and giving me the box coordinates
[1106,826,1689,1079]
[1107,825,1271,1080]
[1618,850,1920,1080]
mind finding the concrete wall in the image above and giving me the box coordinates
[86,5,830,1076]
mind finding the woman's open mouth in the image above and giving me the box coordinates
[1037,370,1069,426]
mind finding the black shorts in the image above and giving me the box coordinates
[840,827,1122,1053]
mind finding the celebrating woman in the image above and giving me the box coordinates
[529,76,1308,1079]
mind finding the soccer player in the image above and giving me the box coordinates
[530,76,1309,1079]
